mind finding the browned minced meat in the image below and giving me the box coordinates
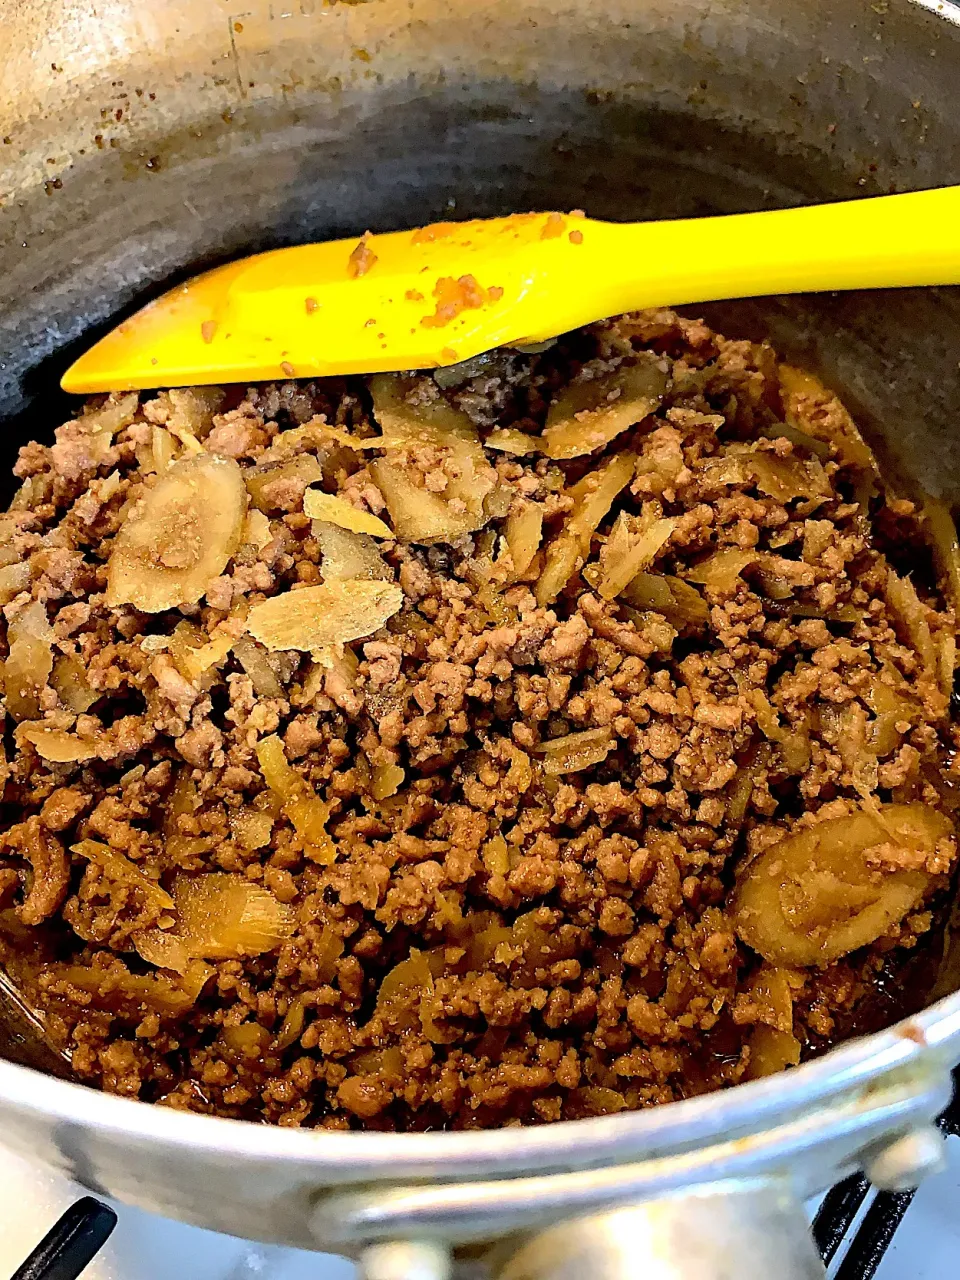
[0,309,958,1130]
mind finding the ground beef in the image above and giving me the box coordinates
[0,309,958,1131]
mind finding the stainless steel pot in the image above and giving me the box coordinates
[4,2,960,1276]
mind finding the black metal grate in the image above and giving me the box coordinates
[10,1197,117,1280]
[812,1067,960,1279]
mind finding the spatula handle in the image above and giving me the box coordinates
[579,184,960,323]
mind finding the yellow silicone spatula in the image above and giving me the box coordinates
[61,185,960,394]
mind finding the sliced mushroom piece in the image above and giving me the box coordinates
[483,484,514,521]
[923,498,960,616]
[759,420,833,460]
[732,803,953,967]
[697,448,830,503]
[107,454,247,613]
[371,460,474,544]
[167,387,224,440]
[686,548,759,595]
[371,373,478,445]
[233,637,285,697]
[485,428,543,456]
[81,390,140,438]
[242,508,273,551]
[167,619,238,685]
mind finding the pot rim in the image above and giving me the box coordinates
[1,990,958,1179]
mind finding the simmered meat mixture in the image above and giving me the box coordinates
[0,309,958,1130]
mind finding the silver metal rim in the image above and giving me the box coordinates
[1,992,957,1181]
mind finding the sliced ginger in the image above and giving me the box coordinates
[536,451,636,605]
[369,374,496,543]
[732,803,953,967]
[304,488,393,538]
[541,353,668,459]
[107,454,247,613]
[247,580,402,651]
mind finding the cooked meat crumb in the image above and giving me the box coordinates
[347,231,377,280]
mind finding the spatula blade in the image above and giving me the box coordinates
[61,213,600,393]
